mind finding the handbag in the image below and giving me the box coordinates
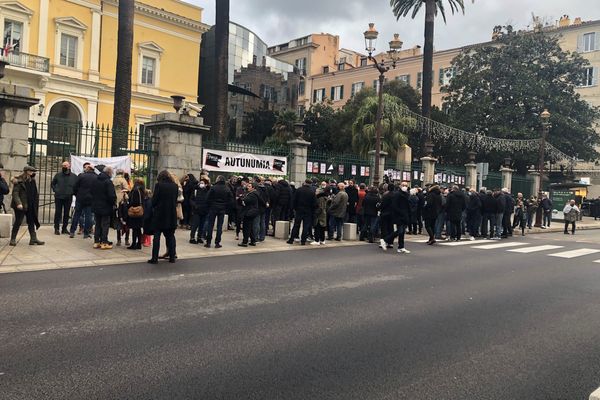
[128,205,144,218]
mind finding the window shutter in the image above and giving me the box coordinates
[577,34,584,52]
[593,67,599,87]
[417,72,422,89]
[340,85,344,100]
[331,87,335,100]
[439,68,444,85]
[596,33,600,51]
[313,89,317,103]
[406,74,411,86]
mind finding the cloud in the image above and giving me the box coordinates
[189,0,596,53]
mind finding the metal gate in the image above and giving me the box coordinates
[28,119,158,224]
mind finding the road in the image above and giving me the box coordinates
[2,231,600,399]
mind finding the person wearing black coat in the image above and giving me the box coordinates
[190,177,210,244]
[181,173,197,228]
[91,165,117,249]
[381,182,411,253]
[205,175,234,248]
[0,163,8,213]
[446,186,467,241]
[127,179,147,250]
[502,189,515,237]
[422,185,443,245]
[466,188,482,238]
[51,160,78,235]
[69,162,96,238]
[480,189,498,239]
[360,187,380,243]
[416,188,425,234]
[346,181,359,223]
[494,190,507,239]
[379,185,395,246]
[274,179,292,222]
[287,179,317,245]
[238,183,261,246]
[148,170,179,264]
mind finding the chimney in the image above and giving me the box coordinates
[559,15,570,27]
[573,17,582,25]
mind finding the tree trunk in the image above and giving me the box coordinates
[214,0,230,143]
[421,0,435,153]
[112,0,135,156]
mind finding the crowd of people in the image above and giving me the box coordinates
[0,162,584,262]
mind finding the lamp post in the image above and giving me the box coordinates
[534,108,551,227]
[363,23,402,186]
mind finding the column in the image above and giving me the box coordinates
[396,144,412,171]
[465,162,477,190]
[89,10,101,82]
[420,156,437,186]
[38,0,49,57]
[368,150,387,186]
[529,169,541,197]
[287,138,310,184]
[145,113,209,179]
[501,166,514,193]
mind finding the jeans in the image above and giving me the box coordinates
[253,214,260,240]
[290,211,312,243]
[481,212,496,238]
[328,216,344,239]
[70,203,93,235]
[258,211,266,241]
[434,212,446,239]
[190,213,207,240]
[495,213,504,237]
[385,223,406,249]
[54,197,71,231]
[93,214,111,244]
[206,212,225,245]
[526,210,535,228]
[543,210,552,227]
[152,229,176,261]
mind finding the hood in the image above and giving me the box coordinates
[278,180,289,188]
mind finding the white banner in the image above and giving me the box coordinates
[70,155,132,176]
[202,148,287,176]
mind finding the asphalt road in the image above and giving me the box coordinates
[2,231,600,399]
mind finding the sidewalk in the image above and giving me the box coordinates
[1,217,599,275]
[0,226,364,274]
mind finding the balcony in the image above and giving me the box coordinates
[0,49,49,73]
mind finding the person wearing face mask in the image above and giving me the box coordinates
[190,177,210,244]
[381,181,411,253]
[10,165,44,246]
[51,160,78,235]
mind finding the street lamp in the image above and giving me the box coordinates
[535,108,551,227]
[363,23,402,186]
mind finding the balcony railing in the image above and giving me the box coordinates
[0,49,49,73]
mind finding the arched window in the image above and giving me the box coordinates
[47,101,82,157]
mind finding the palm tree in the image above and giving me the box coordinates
[214,0,230,143]
[352,94,415,158]
[272,110,298,143]
[390,0,469,152]
[111,0,135,156]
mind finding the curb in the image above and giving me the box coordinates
[590,387,600,400]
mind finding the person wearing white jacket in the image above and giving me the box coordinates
[563,200,580,235]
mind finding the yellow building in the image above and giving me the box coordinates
[0,0,209,130]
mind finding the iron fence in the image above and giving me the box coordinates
[28,119,158,224]
[307,149,371,183]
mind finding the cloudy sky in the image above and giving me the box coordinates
[187,0,596,52]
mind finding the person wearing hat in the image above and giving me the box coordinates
[9,165,44,246]
[51,160,78,235]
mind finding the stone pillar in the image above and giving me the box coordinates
[396,144,412,171]
[145,112,209,179]
[0,84,39,179]
[465,162,477,190]
[529,170,541,196]
[500,166,514,193]
[420,156,437,186]
[287,138,310,184]
[368,150,387,186]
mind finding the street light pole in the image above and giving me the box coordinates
[534,108,551,227]
[363,24,402,186]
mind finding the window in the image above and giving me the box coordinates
[439,67,455,86]
[323,66,329,74]
[351,81,364,97]
[339,57,346,64]
[141,56,156,85]
[313,88,325,103]
[298,80,305,96]
[373,79,380,92]
[581,67,598,87]
[331,85,344,101]
[295,57,306,75]
[583,33,596,52]
[3,19,22,53]
[60,34,78,68]
[396,74,410,85]
[360,57,368,67]
[338,63,345,71]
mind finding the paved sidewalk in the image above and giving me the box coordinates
[0,226,364,274]
[1,217,599,274]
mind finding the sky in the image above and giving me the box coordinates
[187,0,596,53]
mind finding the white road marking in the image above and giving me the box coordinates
[440,240,486,246]
[508,245,564,253]
[472,242,528,250]
[548,248,600,259]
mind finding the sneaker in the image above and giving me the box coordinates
[397,248,411,254]
[310,241,320,246]
[69,233,75,238]
[469,236,475,241]
[101,243,113,250]
[541,226,547,229]
[238,243,248,247]
[93,243,101,249]
[321,241,327,245]
[380,239,387,251]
